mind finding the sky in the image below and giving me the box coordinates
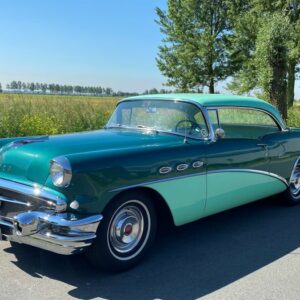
[0,1,167,93]
[0,0,299,97]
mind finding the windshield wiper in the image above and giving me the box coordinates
[136,125,159,133]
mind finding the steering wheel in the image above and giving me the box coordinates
[174,119,202,136]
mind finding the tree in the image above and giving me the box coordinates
[10,81,18,90]
[105,87,112,95]
[41,83,48,93]
[0,83,2,93]
[29,82,35,92]
[227,0,300,118]
[35,83,41,92]
[255,13,290,119]
[149,88,159,94]
[21,82,27,91]
[17,81,22,91]
[285,0,300,107]
[156,0,236,92]
[2,80,120,96]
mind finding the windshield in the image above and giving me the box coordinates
[106,100,209,139]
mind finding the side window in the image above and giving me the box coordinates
[217,108,280,139]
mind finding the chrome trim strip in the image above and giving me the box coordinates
[110,168,288,193]
[0,196,31,207]
[110,172,206,193]
[207,169,288,186]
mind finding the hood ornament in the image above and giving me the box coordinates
[2,136,49,152]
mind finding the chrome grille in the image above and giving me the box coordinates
[0,178,67,237]
[0,189,56,221]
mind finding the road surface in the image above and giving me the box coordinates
[1,197,300,300]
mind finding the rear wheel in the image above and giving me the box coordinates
[284,157,300,205]
[87,191,157,272]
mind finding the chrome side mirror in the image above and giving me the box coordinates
[215,128,225,139]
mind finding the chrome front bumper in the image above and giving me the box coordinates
[1,212,102,255]
[0,178,102,255]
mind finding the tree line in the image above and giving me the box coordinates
[1,81,172,97]
[5,81,127,96]
[156,0,300,119]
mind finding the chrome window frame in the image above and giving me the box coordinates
[206,105,287,141]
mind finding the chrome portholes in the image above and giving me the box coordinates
[159,166,172,174]
[192,161,204,168]
[176,164,189,172]
[107,200,151,261]
[289,157,300,199]
[159,160,204,175]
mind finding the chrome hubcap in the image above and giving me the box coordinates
[109,205,144,254]
[290,165,300,198]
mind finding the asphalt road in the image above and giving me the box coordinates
[1,196,300,300]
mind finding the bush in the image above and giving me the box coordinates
[288,107,300,128]
[19,114,61,136]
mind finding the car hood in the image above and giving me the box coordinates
[0,129,183,185]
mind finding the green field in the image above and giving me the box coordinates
[0,93,299,138]
[0,93,120,137]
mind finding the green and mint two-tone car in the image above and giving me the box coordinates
[1,94,300,271]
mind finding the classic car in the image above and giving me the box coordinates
[0,93,300,271]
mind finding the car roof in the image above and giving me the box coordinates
[123,93,285,128]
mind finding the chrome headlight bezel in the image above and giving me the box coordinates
[49,156,72,187]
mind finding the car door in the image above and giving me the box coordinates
[204,107,287,217]
[260,131,300,180]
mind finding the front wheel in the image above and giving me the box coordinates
[87,191,157,272]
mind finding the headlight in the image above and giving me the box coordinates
[50,156,72,187]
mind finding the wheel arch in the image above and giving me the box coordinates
[104,186,175,227]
